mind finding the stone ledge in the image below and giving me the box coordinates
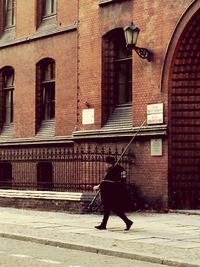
[99,0,131,6]
[0,23,77,49]
[73,124,167,140]
[0,190,95,202]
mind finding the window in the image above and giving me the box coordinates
[41,60,55,120]
[36,58,55,130]
[4,0,16,29]
[115,36,132,105]
[0,66,14,127]
[42,0,56,18]
[36,0,57,29]
[3,67,14,123]
[102,28,132,122]
[0,0,15,34]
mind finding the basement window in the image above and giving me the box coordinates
[0,162,12,189]
[37,162,53,190]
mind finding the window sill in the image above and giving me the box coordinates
[0,23,77,49]
[99,0,129,6]
[4,25,15,31]
[73,124,167,140]
[0,123,14,139]
[42,13,56,20]
[0,26,15,43]
[99,0,116,5]
[37,15,57,33]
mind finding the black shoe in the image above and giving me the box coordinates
[95,224,107,230]
[125,220,133,231]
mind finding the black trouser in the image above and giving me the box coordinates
[101,205,130,226]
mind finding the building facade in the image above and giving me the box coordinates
[0,0,199,210]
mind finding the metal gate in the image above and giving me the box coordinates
[169,10,200,209]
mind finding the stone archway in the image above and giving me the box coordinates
[166,4,200,209]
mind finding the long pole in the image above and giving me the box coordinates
[115,119,146,165]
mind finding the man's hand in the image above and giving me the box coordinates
[93,184,100,191]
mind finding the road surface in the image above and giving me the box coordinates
[0,236,169,267]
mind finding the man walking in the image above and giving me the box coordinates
[93,156,133,230]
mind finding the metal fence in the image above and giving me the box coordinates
[0,146,135,192]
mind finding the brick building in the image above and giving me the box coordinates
[0,0,199,211]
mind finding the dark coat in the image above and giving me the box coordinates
[100,164,128,211]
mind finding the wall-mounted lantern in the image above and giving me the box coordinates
[124,23,152,62]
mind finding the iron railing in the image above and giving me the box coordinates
[0,146,135,192]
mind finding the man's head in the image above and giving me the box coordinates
[105,156,116,167]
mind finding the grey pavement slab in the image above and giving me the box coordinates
[0,207,199,266]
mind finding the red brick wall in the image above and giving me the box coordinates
[16,0,78,37]
[0,0,197,210]
[16,0,37,37]
[132,0,193,126]
[0,1,78,137]
[0,0,196,136]
[0,33,77,137]
[57,0,78,26]
[78,0,194,128]
[78,0,133,130]
[77,0,194,209]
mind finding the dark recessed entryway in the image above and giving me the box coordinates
[169,9,200,209]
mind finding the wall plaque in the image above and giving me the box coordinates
[82,109,94,125]
[147,103,163,124]
[151,138,162,156]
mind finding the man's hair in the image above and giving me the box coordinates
[105,156,116,165]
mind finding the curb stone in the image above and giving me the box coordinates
[0,232,199,267]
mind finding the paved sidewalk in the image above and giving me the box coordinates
[0,207,199,267]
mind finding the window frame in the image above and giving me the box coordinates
[0,67,14,126]
[102,28,132,123]
[114,39,132,105]
[36,58,55,131]
[41,60,55,120]
[42,0,56,19]
[4,0,16,29]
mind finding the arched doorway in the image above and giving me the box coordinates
[168,7,200,209]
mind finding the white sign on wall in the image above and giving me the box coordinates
[151,138,162,156]
[82,109,94,125]
[147,103,163,124]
